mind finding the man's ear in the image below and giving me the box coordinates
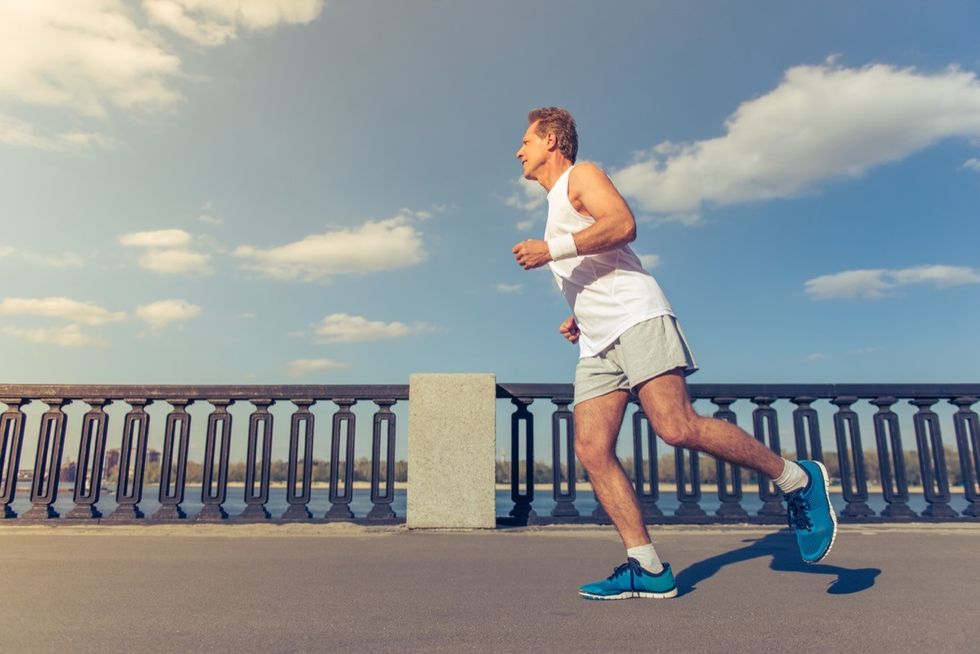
[546,132,558,151]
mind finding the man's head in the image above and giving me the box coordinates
[517,107,578,180]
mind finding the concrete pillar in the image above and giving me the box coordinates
[407,374,496,528]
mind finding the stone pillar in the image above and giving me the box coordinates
[407,374,496,528]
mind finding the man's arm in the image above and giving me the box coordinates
[512,163,636,270]
[565,162,636,255]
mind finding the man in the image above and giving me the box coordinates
[512,107,836,600]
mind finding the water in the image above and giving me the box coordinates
[6,482,971,520]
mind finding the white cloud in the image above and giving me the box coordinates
[118,228,212,274]
[0,113,117,151]
[22,252,85,268]
[0,247,84,268]
[118,229,192,248]
[0,1,325,150]
[613,61,980,221]
[0,1,183,118]
[235,214,427,281]
[143,0,324,46]
[495,283,523,294]
[638,254,660,269]
[136,299,201,329]
[1,324,108,348]
[198,202,223,226]
[516,219,537,232]
[286,357,348,378]
[963,158,980,172]
[805,353,827,363]
[312,313,425,343]
[805,265,980,300]
[504,176,547,214]
[0,297,126,324]
[140,248,212,274]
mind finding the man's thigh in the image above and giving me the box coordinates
[633,368,698,432]
[573,389,630,447]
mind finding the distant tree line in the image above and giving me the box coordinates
[497,448,967,487]
[104,458,409,485]
[97,448,966,487]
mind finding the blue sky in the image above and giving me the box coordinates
[2,0,979,389]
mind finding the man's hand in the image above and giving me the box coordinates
[559,315,579,344]
[512,239,552,270]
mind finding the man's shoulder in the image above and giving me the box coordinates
[570,160,605,179]
[568,161,611,193]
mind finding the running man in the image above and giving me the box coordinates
[511,107,837,600]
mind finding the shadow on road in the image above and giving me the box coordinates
[675,530,881,596]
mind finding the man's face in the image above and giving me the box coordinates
[516,121,550,180]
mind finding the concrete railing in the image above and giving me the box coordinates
[1,378,978,527]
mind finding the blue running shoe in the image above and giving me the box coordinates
[785,460,838,563]
[579,558,677,600]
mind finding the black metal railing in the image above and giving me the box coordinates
[496,383,980,525]
[0,385,408,524]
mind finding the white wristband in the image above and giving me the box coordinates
[547,234,578,261]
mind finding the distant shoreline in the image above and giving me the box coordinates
[30,480,928,495]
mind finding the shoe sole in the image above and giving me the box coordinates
[806,460,838,564]
[579,588,678,600]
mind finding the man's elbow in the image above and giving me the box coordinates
[623,223,637,244]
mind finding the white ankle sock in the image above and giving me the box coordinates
[774,459,808,494]
[626,543,664,573]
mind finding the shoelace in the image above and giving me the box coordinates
[608,557,645,581]
[786,492,813,531]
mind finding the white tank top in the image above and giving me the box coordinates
[545,164,675,358]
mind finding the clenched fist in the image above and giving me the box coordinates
[559,315,579,344]
[512,239,552,270]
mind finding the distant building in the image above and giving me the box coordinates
[60,460,77,483]
[105,448,120,476]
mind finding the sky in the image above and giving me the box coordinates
[2,0,979,392]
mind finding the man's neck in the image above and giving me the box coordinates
[536,157,574,192]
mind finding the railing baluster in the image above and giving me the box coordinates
[67,399,109,520]
[791,396,822,462]
[241,399,273,521]
[752,396,784,521]
[951,397,979,518]
[367,399,397,522]
[106,399,149,522]
[712,397,747,520]
[326,398,356,520]
[550,396,578,519]
[282,399,314,520]
[674,444,706,520]
[871,397,915,519]
[508,397,537,524]
[198,399,232,522]
[632,404,662,520]
[911,399,956,518]
[832,397,873,520]
[1,398,27,519]
[153,399,191,521]
[24,398,70,520]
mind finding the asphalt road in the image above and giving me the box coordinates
[0,523,977,653]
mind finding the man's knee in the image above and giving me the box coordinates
[573,432,616,470]
[651,412,701,449]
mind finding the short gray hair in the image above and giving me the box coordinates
[528,107,577,162]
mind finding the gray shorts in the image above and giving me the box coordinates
[574,315,699,405]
